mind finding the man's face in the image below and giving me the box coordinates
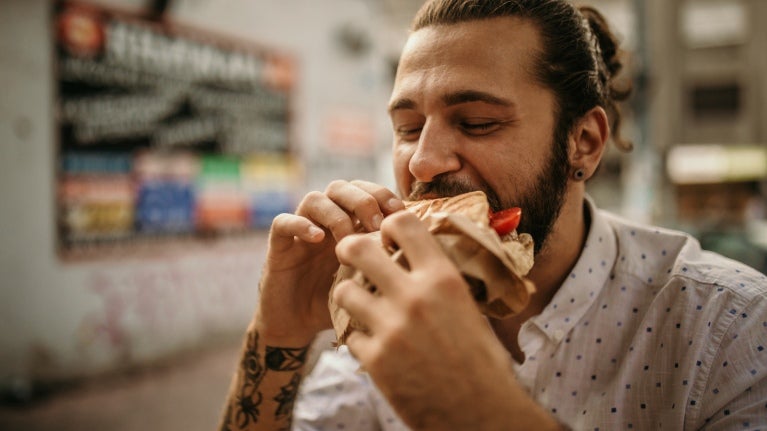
[389,17,570,253]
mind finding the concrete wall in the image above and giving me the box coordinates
[0,0,396,392]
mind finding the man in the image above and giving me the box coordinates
[220,0,767,429]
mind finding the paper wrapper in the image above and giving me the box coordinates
[328,191,536,345]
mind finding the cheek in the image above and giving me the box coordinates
[472,145,542,205]
[392,143,415,196]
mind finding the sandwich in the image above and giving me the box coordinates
[328,190,536,345]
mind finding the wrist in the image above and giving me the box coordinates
[249,314,317,348]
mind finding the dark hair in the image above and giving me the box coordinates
[412,0,633,152]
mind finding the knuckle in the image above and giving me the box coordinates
[325,179,348,193]
[348,179,368,188]
[332,280,353,303]
[271,212,291,225]
[357,194,378,212]
[330,213,349,226]
[402,291,430,318]
[269,213,300,234]
[382,210,417,230]
[349,179,383,196]
[327,217,354,239]
[338,234,368,256]
[305,190,325,202]
[298,191,324,210]
[430,271,468,298]
[270,213,295,233]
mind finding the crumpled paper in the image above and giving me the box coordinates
[328,191,536,345]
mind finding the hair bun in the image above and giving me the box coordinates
[579,5,633,151]
[579,6,621,79]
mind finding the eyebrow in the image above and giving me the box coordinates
[388,90,514,114]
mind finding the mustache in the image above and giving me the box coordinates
[408,177,503,211]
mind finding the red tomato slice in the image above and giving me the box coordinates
[489,207,522,236]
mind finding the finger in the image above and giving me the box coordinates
[332,279,380,327]
[336,234,404,292]
[297,191,357,241]
[325,180,390,232]
[344,330,375,364]
[269,213,325,253]
[349,180,405,214]
[380,211,445,268]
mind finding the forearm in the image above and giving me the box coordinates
[219,321,313,431]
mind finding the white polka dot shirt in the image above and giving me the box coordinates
[293,199,767,430]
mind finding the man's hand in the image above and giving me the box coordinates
[256,180,404,346]
[332,211,560,430]
[220,180,404,431]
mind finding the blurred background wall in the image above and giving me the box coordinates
[0,0,406,397]
[1,0,766,418]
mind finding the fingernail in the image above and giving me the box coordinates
[371,213,383,230]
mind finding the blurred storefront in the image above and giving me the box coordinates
[586,0,767,272]
[655,0,767,272]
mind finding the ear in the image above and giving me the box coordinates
[568,106,609,180]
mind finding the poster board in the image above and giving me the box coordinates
[54,1,299,257]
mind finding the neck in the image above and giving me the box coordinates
[527,188,589,314]
[490,188,589,362]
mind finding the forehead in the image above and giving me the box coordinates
[393,16,544,98]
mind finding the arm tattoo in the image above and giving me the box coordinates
[222,331,310,429]
[235,391,263,428]
[274,372,302,420]
[243,332,267,387]
[226,331,266,429]
[265,345,309,371]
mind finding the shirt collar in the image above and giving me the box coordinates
[527,196,617,342]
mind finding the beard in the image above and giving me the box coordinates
[408,128,570,256]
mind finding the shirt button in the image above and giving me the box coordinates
[553,329,565,342]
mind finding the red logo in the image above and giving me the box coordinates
[57,5,105,57]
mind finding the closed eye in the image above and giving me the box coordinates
[460,121,501,135]
[396,126,422,141]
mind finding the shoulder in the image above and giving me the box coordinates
[569,205,767,347]
[599,208,767,352]
[597,211,767,426]
[600,209,766,300]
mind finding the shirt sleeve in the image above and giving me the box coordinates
[292,347,381,431]
[693,289,767,430]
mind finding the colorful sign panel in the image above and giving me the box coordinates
[54,1,299,255]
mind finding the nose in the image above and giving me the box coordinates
[408,120,461,183]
